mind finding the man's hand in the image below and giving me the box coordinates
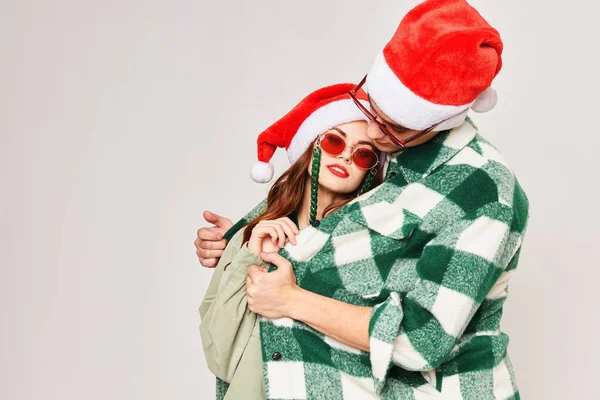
[194,211,233,268]
[246,252,299,319]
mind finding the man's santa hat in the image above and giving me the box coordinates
[251,84,370,183]
[367,0,503,131]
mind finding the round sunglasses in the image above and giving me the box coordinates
[317,130,379,170]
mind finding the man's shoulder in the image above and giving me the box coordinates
[466,134,516,173]
[431,131,528,215]
[440,130,521,184]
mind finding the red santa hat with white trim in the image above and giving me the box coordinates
[251,83,370,183]
[367,0,503,131]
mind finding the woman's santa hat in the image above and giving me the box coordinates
[367,0,503,131]
[251,84,370,183]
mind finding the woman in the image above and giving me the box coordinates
[199,83,381,400]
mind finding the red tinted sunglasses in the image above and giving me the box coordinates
[317,130,379,170]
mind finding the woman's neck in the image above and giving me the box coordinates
[296,176,342,229]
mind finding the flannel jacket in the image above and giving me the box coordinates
[222,118,529,399]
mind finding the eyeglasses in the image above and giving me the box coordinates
[318,130,379,170]
[349,75,455,148]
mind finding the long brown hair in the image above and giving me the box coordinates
[242,139,383,243]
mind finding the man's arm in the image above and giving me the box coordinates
[249,201,525,393]
[288,287,372,352]
[246,252,372,352]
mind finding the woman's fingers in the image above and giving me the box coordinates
[279,217,300,235]
[260,222,286,247]
[261,220,297,246]
[277,218,298,245]
[255,224,279,244]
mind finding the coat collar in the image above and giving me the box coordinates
[342,119,478,240]
[387,117,478,184]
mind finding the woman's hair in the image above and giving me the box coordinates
[242,139,383,244]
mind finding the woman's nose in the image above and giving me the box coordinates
[337,147,353,164]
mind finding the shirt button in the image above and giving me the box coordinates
[388,172,397,178]
[311,220,320,228]
[272,352,282,361]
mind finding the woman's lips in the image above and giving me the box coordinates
[326,164,349,178]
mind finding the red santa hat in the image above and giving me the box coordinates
[367,0,503,131]
[251,84,370,183]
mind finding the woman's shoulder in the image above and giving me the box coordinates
[219,226,247,262]
[228,226,247,245]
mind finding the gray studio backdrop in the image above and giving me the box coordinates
[2,0,599,399]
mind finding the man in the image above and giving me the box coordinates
[196,0,528,398]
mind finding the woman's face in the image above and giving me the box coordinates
[308,120,375,194]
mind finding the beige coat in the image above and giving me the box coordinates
[199,228,268,400]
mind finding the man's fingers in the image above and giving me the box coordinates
[247,265,266,283]
[199,258,218,268]
[197,248,224,259]
[199,239,228,251]
[259,251,292,271]
[197,227,225,241]
[203,210,233,231]
[247,264,265,275]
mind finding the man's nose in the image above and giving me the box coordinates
[367,121,386,140]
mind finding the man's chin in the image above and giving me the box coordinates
[373,141,402,153]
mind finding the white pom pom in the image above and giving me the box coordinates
[250,161,274,183]
[472,87,497,113]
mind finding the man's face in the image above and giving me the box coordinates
[366,97,440,153]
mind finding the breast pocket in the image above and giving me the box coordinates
[299,206,422,300]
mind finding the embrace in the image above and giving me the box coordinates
[196,1,528,399]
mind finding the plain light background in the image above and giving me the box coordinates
[2,0,599,398]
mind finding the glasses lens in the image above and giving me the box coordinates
[320,133,346,155]
[353,148,378,169]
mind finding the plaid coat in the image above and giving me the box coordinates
[223,118,529,399]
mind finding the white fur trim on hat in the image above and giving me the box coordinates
[251,161,274,183]
[472,87,497,113]
[287,98,370,164]
[367,51,474,131]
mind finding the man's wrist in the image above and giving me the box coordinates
[285,286,309,321]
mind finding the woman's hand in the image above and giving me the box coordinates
[247,217,299,255]
[246,252,299,319]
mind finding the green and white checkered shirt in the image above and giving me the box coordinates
[223,118,528,399]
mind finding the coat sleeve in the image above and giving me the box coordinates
[368,202,526,392]
[199,234,269,383]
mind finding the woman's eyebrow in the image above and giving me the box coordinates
[331,127,347,137]
[357,140,374,146]
[331,127,373,147]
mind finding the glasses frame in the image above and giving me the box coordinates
[317,129,380,170]
[349,75,459,149]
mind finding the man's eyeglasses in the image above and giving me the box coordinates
[348,75,457,148]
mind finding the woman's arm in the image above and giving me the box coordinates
[199,233,269,382]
